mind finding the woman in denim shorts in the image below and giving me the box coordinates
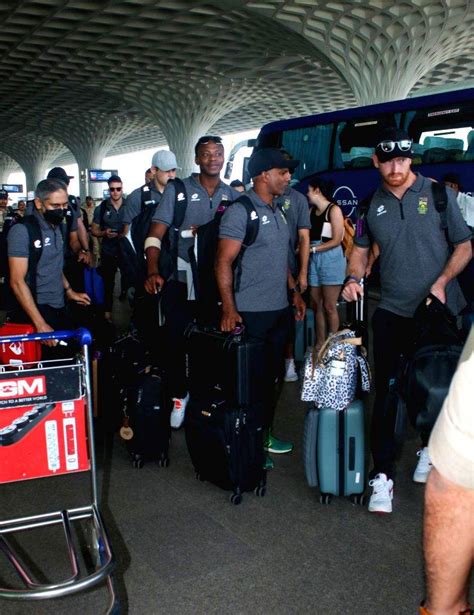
[307,178,346,349]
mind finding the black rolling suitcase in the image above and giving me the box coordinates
[124,366,171,469]
[184,324,267,504]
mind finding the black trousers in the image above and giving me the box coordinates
[240,307,292,429]
[100,252,120,313]
[160,281,196,399]
[370,307,430,479]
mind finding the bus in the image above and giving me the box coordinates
[252,88,474,219]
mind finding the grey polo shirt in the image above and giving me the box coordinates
[219,189,290,312]
[355,173,471,317]
[153,174,240,262]
[93,199,123,256]
[8,210,65,309]
[275,186,310,275]
[121,183,163,226]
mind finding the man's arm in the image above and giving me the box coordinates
[288,270,306,321]
[144,221,169,294]
[430,240,472,303]
[215,238,242,332]
[297,228,310,292]
[61,273,91,306]
[341,245,370,302]
[76,217,91,264]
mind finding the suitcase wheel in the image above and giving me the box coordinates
[132,455,144,469]
[350,493,365,506]
[157,454,170,468]
[319,493,332,505]
[230,492,242,505]
[254,485,266,497]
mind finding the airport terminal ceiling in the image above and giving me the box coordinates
[0,0,473,178]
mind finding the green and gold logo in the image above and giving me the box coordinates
[418,197,428,215]
[281,199,291,212]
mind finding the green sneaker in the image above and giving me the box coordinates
[264,431,293,454]
[263,453,274,470]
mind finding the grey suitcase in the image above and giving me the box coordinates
[303,400,365,504]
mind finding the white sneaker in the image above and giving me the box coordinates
[170,393,189,429]
[413,447,433,483]
[284,359,298,382]
[368,473,394,514]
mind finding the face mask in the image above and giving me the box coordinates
[44,209,66,225]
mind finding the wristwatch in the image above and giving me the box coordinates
[343,275,361,286]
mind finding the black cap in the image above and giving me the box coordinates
[107,174,122,184]
[0,189,8,199]
[248,148,299,178]
[375,127,413,163]
[47,167,73,184]
[443,172,461,186]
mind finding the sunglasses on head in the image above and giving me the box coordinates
[377,139,412,153]
[109,187,122,192]
[197,135,223,146]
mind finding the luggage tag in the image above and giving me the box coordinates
[120,416,134,441]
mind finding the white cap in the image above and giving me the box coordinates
[151,150,180,172]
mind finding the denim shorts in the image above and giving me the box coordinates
[308,241,346,287]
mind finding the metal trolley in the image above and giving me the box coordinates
[0,328,119,613]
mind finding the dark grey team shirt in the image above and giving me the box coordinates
[355,173,471,317]
[153,174,240,262]
[8,210,65,308]
[93,199,123,256]
[121,183,163,226]
[219,189,290,312]
[275,186,310,275]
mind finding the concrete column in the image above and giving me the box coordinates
[0,153,21,187]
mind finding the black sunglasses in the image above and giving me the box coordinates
[197,135,222,145]
[109,187,122,192]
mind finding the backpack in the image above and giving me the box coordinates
[324,202,355,256]
[188,194,260,325]
[117,178,187,291]
[1,215,46,311]
[398,294,463,434]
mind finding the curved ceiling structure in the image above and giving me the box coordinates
[0,0,473,190]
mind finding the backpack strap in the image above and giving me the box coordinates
[356,190,376,241]
[431,181,450,244]
[98,199,108,229]
[232,194,260,293]
[169,177,188,281]
[140,183,157,212]
[22,215,43,299]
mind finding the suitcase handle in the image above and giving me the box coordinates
[0,328,92,346]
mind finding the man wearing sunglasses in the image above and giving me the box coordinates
[144,135,241,429]
[91,174,125,322]
[342,126,472,514]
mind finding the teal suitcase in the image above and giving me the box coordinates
[303,400,365,504]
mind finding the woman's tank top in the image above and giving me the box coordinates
[310,204,334,242]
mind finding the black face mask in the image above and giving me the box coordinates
[43,209,66,225]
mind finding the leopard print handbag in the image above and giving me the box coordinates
[301,329,370,409]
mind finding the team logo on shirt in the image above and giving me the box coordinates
[376,205,387,216]
[262,215,270,225]
[221,195,230,201]
[418,197,428,215]
[191,193,200,201]
[281,199,291,212]
[44,237,51,246]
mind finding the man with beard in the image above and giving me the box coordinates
[91,175,125,321]
[144,136,240,428]
[216,148,306,470]
[342,127,472,514]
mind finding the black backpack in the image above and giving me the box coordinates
[188,194,260,324]
[1,215,46,311]
[399,294,463,434]
[118,178,188,292]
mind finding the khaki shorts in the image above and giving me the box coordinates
[429,327,474,490]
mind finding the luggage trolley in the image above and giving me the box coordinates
[0,328,119,613]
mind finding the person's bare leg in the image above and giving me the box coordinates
[423,468,474,614]
[322,284,342,333]
[310,286,325,348]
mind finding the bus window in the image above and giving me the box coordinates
[336,113,395,169]
[281,123,334,181]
